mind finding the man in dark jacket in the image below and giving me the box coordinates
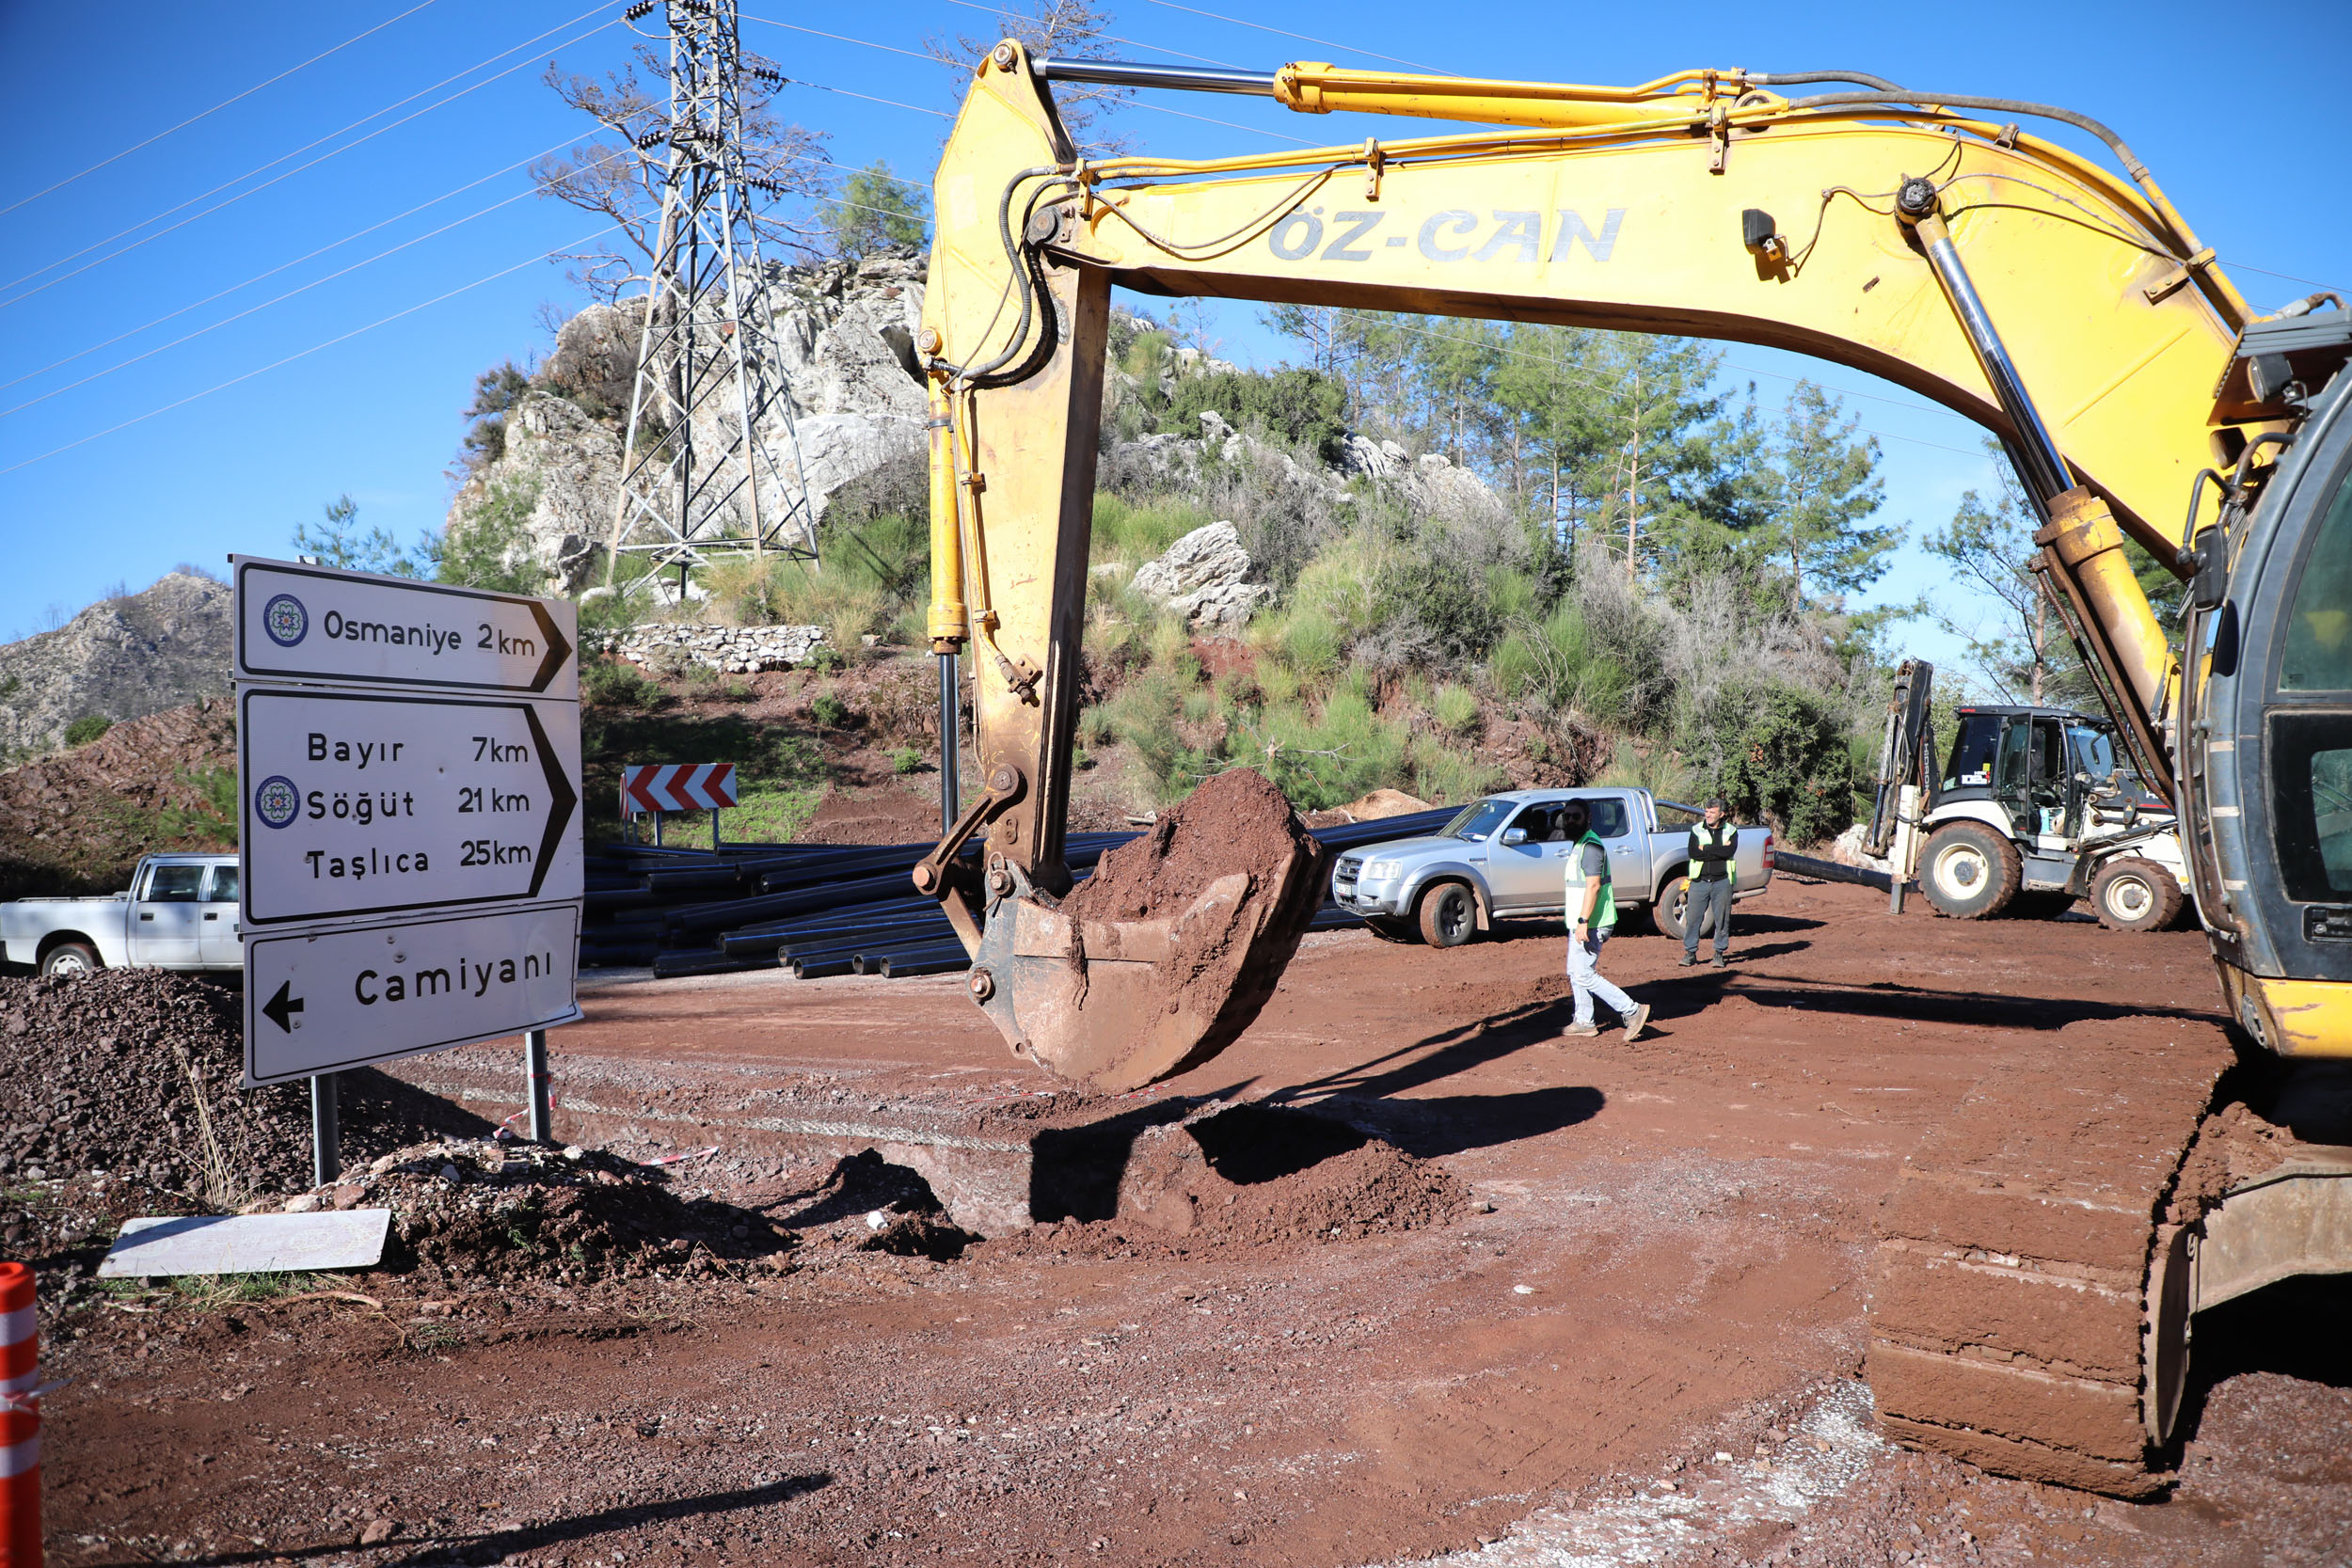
[1680,798,1738,969]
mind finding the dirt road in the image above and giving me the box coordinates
[47,880,2352,1565]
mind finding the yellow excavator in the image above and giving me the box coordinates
[909,42,2352,1496]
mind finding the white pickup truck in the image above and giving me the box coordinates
[0,853,242,977]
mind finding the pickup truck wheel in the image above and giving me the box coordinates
[2090,857,2184,932]
[1415,882,1478,948]
[39,942,101,978]
[1919,822,2021,920]
[1653,875,1692,942]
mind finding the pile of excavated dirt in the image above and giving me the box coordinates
[1059,767,1316,925]
[1003,1102,1466,1257]
[0,700,237,901]
[1048,768,1329,1088]
[0,970,482,1201]
[294,1139,799,1289]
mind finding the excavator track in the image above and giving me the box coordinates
[1867,1019,2237,1497]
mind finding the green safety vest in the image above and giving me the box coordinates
[1688,820,1739,889]
[1564,830,1615,931]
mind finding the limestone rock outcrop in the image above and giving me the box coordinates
[449,251,933,594]
[1131,521,1276,631]
[0,574,230,757]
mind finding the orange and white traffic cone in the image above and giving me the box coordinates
[0,1263,40,1568]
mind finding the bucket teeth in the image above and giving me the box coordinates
[968,843,1326,1092]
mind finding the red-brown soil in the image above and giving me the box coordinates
[39,880,2352,1565]
[0,701,235,900]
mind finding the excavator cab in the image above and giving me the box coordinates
[2183,305,2352,1047]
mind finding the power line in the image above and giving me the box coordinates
[3,149,631,420]
[1,225,621,479]
[1,135,606,396]
[745,13,1308,142]
[1140,0,1458,75]
[1334,313,1995,461]
[931,0,1247,69]
[2223,259,2346,297]
[0,0,443,220]
[0,3,616,307]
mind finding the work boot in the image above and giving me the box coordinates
[1623,1003,1651,1043]
[1677,952,1695,968]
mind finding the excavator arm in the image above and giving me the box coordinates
[912,44,2352,1502]
[916,41,2249,1085]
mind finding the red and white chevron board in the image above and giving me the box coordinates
[621,764,739,814]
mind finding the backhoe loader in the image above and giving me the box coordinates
[910,41,2352,1497]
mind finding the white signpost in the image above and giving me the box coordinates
[238,689,582,925]
[244,904,583,1084]
[232,556,583,1180]
[232,557,579,697]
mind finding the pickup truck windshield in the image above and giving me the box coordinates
[1440,799,1515,842]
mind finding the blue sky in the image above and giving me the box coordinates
[2,1,2344,686]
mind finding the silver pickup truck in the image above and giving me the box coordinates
[1330,787,1774,946]
[0,853,242,977]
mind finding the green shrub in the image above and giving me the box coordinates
[1412,741,1502,806]
[1489,632,1540,700]
[806,645,846,674]
[1276,606,1342,682]
[1161,367,1349,464]
[809,693,850,728]
[439,478,548,594]
[890,746,924,775]
[1432,684,1480,735]
[1092,493,1214,566]
[1715,683,1860,845]
[582,659,660,710]
[63,715,111,746]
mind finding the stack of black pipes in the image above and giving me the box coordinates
[578,807,1460,980]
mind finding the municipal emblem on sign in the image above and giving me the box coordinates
[263,593,308,647]
[253,775,301,829]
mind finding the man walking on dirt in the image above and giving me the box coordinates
[1680,798,1738,970]
[1559,798,1650,1042]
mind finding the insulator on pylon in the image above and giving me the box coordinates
[624,0,658,19]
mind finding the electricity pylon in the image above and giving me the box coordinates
[605,0,817,594]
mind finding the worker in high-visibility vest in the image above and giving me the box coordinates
[1558,798,1650,1042]
[1680,798,1738,970]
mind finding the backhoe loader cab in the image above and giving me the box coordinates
[1916,705,2187,929]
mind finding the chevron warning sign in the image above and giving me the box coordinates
[621,764,739,815]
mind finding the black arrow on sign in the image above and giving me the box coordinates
[262,980,305,1033]
[527,599,574,693]
[523,702,580,899]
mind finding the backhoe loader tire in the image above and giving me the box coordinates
[1415,881,1478,948]
[2090,857,2183,933]
[1920,822,2021,920]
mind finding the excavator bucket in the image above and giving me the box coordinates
[964,769,1328,1093]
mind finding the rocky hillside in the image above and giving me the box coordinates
[0,572,230,759]
[448,250,931,593]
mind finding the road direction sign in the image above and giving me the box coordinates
[243,903,583,1085]
[621,763,739,814]
[231,556,579,699]
[238,687,582,926]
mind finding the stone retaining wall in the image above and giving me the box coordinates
[595,623,829,673]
